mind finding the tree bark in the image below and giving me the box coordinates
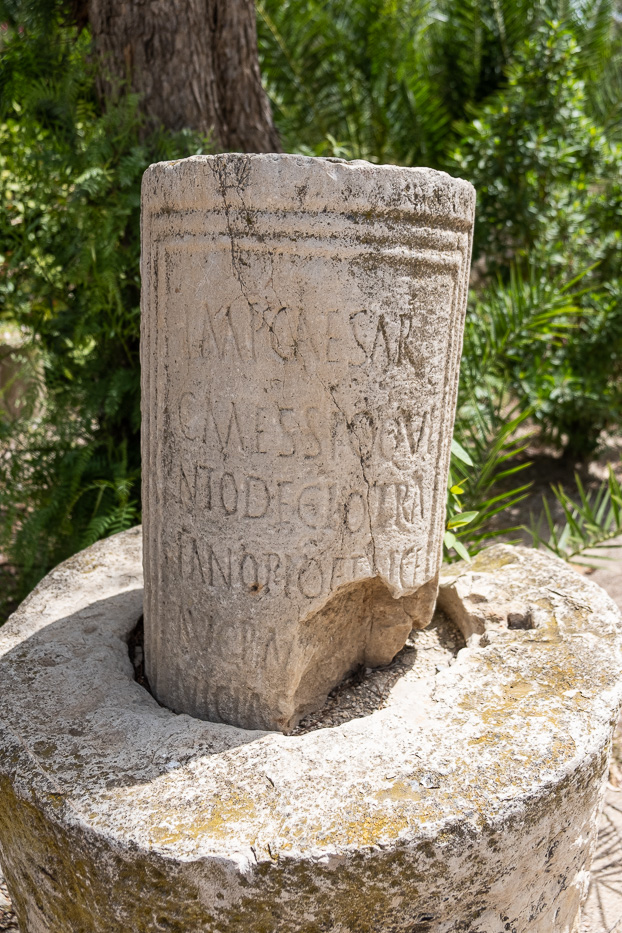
[73,0,281,152]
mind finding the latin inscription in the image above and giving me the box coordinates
[166,277,450,616]
[178,462,425,531]
[178,397,433,467]
[182,298,432,370]
[178,534,422,599]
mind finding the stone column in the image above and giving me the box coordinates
[141,154,475,731]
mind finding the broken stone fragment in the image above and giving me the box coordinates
[141,153,475,730]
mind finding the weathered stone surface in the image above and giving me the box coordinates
[141,153,475,731]
[1,529,621,932]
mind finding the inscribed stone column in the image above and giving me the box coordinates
[141,154,475,731]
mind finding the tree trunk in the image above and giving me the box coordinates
[74,0,281,152]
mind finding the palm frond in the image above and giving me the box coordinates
[528,464,622,563]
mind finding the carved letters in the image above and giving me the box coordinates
[177,461,425,533]
[178,396,434,466]
[183,299,429,370]
[178,531,420,599]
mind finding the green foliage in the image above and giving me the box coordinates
[528,465,622,563]
[257,0,541,165]
[257,0,450,164]
[453,22,619,263]
[444,440,482,562]
[514,281,622,457]
[443,260,593,560]
[3,0,622,601]
[444,403,532,561]
[454,21,622,456]
[0,20,208,596]
[258,1,622,167]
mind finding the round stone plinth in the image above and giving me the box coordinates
[0,528,621,933]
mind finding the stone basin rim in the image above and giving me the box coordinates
[1,528,621,867]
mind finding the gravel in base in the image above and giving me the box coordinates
[0,873,17,932]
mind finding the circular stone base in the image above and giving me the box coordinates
[0,528,621,933]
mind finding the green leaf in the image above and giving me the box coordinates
[453,539,471,562]
[447,510,480,529]
[451,438,474,466]
[526,461,622,563]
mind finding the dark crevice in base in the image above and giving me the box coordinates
[128,616,155,698]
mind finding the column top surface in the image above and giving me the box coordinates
[141,153,475,228]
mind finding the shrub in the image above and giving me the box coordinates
[454,22,622,457]
[2,5,622,597]
[0,20,208,595]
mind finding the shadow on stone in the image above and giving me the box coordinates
[129,605,466,736]
[0,586,267,796]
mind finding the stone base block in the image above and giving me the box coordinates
[0,528,621,932]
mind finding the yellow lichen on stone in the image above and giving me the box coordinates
[0,534,621,931]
